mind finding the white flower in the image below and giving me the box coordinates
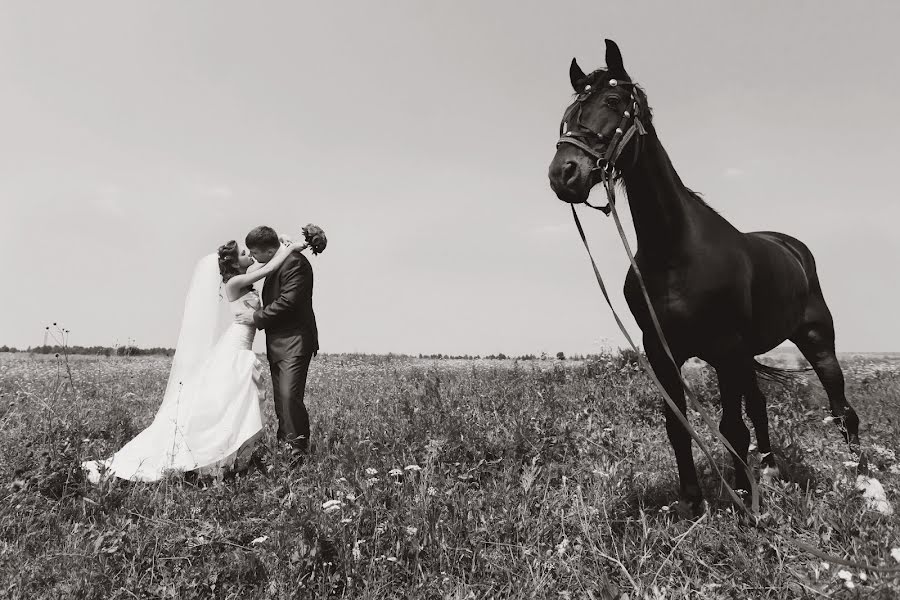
[822,416,837,424]
[856,476,893,515]
[365,468,378,476]
[345,493,356,502]
[352,540,363,561]
[891,548,900,563]
[322,499,343,513]
[389,468,403,477]
[250,536,268,545]
[556,537,570,556]
[366,477,380,486]
[405,526,418,536]
[404,464,421,472]
[426,486,437,497]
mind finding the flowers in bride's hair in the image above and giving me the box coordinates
[302,223,327,255]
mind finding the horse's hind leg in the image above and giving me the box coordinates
[745,373,779,481]
[715,362,753,497]
[790,293,860,447]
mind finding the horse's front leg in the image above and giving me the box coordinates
[645,338,700,516]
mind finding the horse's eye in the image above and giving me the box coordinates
[605,97,621,109]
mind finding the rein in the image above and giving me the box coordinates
[569,170,900,575]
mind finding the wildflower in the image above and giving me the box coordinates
[345,493,356,502]
[426,486,437,496]
[556,537,570,556]
[340,518,352,524]
[404,464,421,472]
[366,477,380,486]
[352,540,363,561]
[405,526,418,536]
[322,499,343,513]
[250,536,268,545]
[856,476,893,515]
[837,569,854,589]
[389,468,403,477]
[822,416,837,424]
[891,548,900,563]
[365,468,378,476]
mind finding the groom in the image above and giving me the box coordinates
[236,225,318,455]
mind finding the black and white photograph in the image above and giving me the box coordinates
[2,2,899,598]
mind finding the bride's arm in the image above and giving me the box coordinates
[224,243,306,295]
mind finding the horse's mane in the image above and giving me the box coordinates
[584,69,718,216]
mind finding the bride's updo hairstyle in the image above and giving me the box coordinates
[217,240,241,283]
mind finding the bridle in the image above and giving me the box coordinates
[556,77,648,213]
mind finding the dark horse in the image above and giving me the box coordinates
[548,40,860,515]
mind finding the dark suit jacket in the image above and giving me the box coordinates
[253,252,318,360]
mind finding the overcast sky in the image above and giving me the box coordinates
[2,1,899,355]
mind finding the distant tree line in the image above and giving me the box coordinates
[416,352,583,361]
[1,345,174,357]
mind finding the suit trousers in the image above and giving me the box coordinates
[268,353,313,449]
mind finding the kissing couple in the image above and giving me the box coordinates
[83,224,327,482]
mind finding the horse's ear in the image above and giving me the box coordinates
[569,58,587,91]
[605,39,625,76]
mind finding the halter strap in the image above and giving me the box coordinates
[555,79,648,210]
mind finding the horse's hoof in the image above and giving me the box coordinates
[760,465,781,486]
[675,497,705,519]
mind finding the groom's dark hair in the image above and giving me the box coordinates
[246,226,280,250]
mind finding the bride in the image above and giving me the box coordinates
[83,238,308,482]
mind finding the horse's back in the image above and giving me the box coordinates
[746,231,820,286]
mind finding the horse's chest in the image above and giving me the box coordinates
[624,268,707,326]
[623,260,745,350]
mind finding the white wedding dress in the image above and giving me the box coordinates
[83,289,264,482]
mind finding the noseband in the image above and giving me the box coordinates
[556,78,648,213]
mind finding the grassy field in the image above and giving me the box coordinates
[1,351,899,599]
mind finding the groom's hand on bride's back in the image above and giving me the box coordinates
[235,311,256,327]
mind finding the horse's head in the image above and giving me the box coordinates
[548,39,649,205]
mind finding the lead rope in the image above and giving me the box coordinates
[571,179,900,574]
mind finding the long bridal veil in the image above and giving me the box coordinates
[83,253,246,482]
[155,253,231,416]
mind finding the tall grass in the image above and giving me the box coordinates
[1,352,898,598]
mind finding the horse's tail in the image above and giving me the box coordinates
[752,359,813,387]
